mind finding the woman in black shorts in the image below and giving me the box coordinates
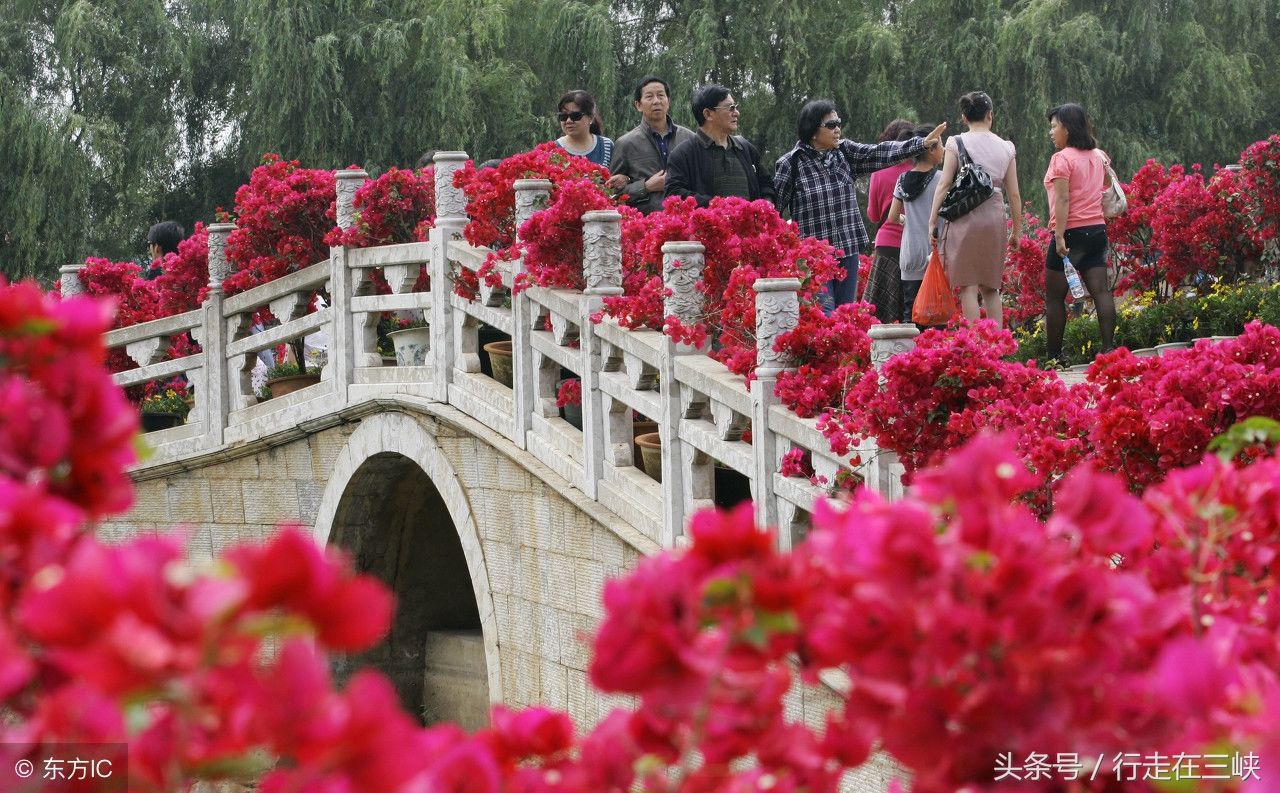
[1042,103,1116,361]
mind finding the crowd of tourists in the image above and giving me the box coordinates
[560,79,1119,360]
[144,79,1119,364]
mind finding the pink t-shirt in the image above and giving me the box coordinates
[1043,147,1108,230]
[868,161,912,248]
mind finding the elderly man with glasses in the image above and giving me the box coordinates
[774,99,946,310]
[664,84,776,207]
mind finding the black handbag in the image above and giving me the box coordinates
[938,136,994,221]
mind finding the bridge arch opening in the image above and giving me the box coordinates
[327,449,489,730]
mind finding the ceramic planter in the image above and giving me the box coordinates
[388,326,430,366]
[483,340,514,387]
[266,373,321,398]
[634,432,662,482]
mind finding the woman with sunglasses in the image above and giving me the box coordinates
[554,89,613,169]
[774,99,945,310]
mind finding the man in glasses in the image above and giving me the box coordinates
[605,76,696,214]
[773,99,946,309]
[664,84,775,207]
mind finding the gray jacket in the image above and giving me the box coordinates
[610,119,696,214]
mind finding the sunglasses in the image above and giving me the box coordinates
[716,103,740,113]
[557,110,590,123]
[821,119,843,130]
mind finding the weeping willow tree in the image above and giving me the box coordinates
[895,0,1278,216]
[610,0,914,161]
[0,91,92,282]
[4,0,1277,281]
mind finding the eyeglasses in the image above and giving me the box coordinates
[557,110,590,123]
[715,103,740,114]
[821,120,843,130]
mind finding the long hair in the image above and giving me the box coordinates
[958,91,993,122]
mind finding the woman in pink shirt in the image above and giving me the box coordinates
[1043,103,1116,361]
[864,119,917,322]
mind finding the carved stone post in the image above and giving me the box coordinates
[430,152,470,402]
[510,178,553,449]
[579,210,623,499]
[751,278,800,542]
[202,223,235,447]
[329,169,376,399]
[869,323,919,370]
[58,264,86,298]
[657,241,707,547]
[865,323,919,500]
[335,168,368,229]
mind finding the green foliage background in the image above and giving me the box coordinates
[3,0,1278,282]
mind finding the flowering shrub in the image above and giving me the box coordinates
[599,196,841,380]
[827,320,1092,498]
[453,143,611,251]
[78,258,162,328]
[1001,211,1054,328]
[223,154,336,297]
[1234,134,1280,267]
[556,377,582,408]
[511,176,621,292]
[1147,165,1260,290]
[772,303,875,418]
[152,222,211,314]
[139,380,191,415]
[323,166,436,249]
[1087,322,1280,491]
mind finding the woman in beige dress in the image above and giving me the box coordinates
[927,91,1022,327]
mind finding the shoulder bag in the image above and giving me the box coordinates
[1100,152,1127,219]
[938,136,994,221]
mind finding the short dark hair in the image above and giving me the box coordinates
[797,98,838,144]
[634,76,671,102]
[959,91,993,122]
[1047,103,1097,150]
[415,150,437,170]
[146,221,185,255]
[878,118,916,143]
[912,124,936,162]
[690,84,731,128]
[558,89,603,135]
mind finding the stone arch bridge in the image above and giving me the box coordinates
[81,153,913,782]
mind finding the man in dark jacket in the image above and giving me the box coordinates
[606,76,696,214]
[664,84,776,207]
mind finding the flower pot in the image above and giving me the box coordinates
[267,372,320,398]
[634,432,662,482]
[556,378,583,430]
[141,411,184,432]
[483,340,514,387]
[477,325,510,378]
[1154,341,1190,356]
[631,420,658,468]
[388,326,430,366]
[1130,347,1158,358]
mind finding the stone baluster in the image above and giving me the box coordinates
[329,168,377,396]
[58,264,86,298]
[864,323,919,500]
[429,152,469,403]
[868,323,919,370]
[202,223,235,447]
[579,210,623,499]
[751,278,801,546]
[657,241,707,546]
[509,178,553,448]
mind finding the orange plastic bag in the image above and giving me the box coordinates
[912,243,956,326]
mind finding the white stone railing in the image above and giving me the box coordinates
[85,151,915,549]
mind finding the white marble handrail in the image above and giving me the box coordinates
[88,152,916,550]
